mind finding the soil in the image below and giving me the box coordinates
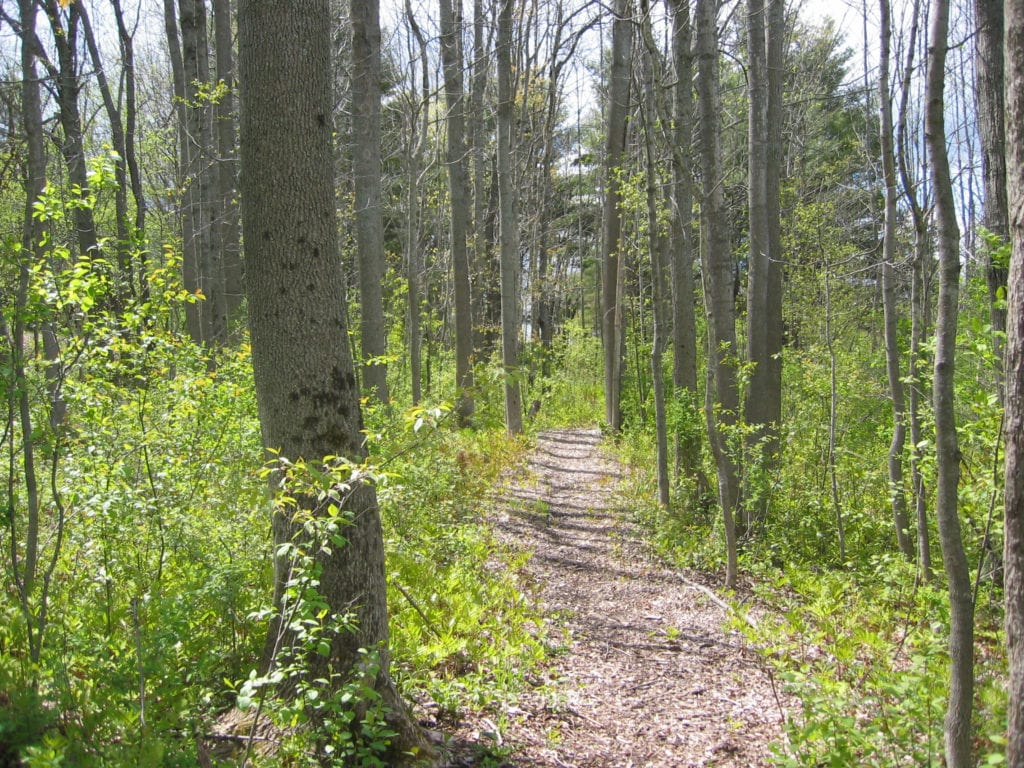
[437,427,789,768]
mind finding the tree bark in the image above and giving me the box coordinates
[351,0,390,404]
[1002,1,1024,763]
[439,0,476,423]
[404,0,429,407]
[666,0,705,496]
[975,0,1008,402]
[180,0,227,347]
[926,1,974,764]
[696,0,739,587]
[640,3,670,509]
[879,0,915,559]
[236,0,429,759]
[497,0,523,435]
[212,0,243,323]
[601,0,632,434]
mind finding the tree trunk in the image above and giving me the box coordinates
[879,0,915,559]
[640,5,670,508]
[497,0,523,435]
[926,2,974,764]
[236,0,429,759]
[404,0,429,407]
[666,0,706,497]
[163,0,200,341]
[180,0,227,347]
[696,0,739,587]
[744,0,769,481]
[896,0,933,582]
[351,0,390,404]
[212,0,243,323]
[975,0,1008,402]
[439,0,475,423]
[601,0,632,434]
[1002,1,1024,763]
[763,0,784,458]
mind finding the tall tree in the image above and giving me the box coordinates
[640,0,670,508]
[497,0,523,434]
[236,0,428,758]
[403,0,429,406]
[1002,1,1024,762]
[351,0,390,404]
[180,0,227,347]
[976,0,1008,399]
[696,0,739,587]
[744,0,785,526]
[212,0,243,322]
[600,0,632,433]
[926,0,974,764]
[666,0,705,492]
[439,0,476,422]
[879,0,915,559]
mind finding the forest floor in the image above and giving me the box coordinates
[439,427,790,768]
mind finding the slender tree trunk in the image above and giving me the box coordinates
[764,0,784,455]
[976,0,1008,402]
[79,2,134,288]
[497,0,523,435]
[163,0,200,341]
[666,0,705,496]
[43,2,100,261]
[879,0,914,559]
[640,7,670,508]
[927,2,974,764]
[469,0,491,354]
[439,0,475,422]
[896,0,932,581]
[212,0,242,322]
[745,0,769,483]
[696,0,738,587]
[351,0,390,404]
[236,0,430,758]
[1002,2,1024,763]
[180,0,227,347]
[404,0,429,407]
[601,0,632,433]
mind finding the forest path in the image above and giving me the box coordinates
[447,427,787,767]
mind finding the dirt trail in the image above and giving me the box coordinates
[446,427,788,767]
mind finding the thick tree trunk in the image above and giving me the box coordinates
[601,0,632,434]
[351,0,390,404]
[879,0,915,559]
[497,0,523,435]
[696,0,739,587]
[926,2,974,764]
[236,0,429,759]
[1002,2,1024,763]
[439,0,475,423]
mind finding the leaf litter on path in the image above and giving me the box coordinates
[438,428,788,768]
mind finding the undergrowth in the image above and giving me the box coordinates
[1,320,549,764]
